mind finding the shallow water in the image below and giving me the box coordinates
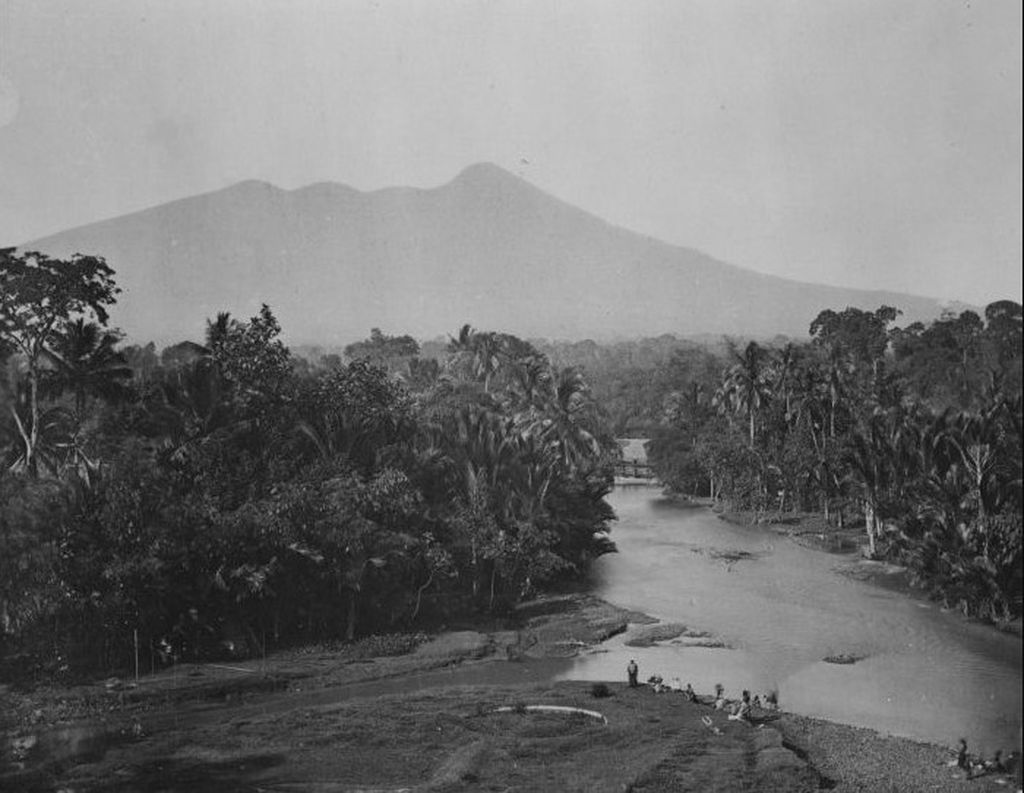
[558,487,1022,754]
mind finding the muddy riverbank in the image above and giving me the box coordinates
[2,592,1019,792]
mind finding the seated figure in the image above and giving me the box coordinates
[990,749,1005,772]
[713,683,726,710]
[728,690,752,722]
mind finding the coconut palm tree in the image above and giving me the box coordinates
[715,341,772,447]
[844,412,894,558]
[447,325,509,394]
[506,354,552,415]
[819,343,853,438]
[42,319,132,417]
[531,366,603,472]
[941,405,1007,535]
[771,342,801,424]
[143,357,234,452]
[205,311,234,351]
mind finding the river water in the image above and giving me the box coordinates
[558,486,1022,754]
[23,486,1020,771]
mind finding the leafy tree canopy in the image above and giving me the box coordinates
[809,305,900,368]
[344,328,420,363]
[1,249,120,474]
[0,249,120,361]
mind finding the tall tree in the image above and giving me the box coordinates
[43,319,132,416]
[534,366,603,471]
[205,312,233,350]
[771,342,801,423]
[844,413,891,559]
[0,250,119,474]
[983,301,1023,395]
[209,305,292,414]
[447,325,504,394]
[809,305,900,376]
[716,341,772,446]
[344,327,420,372]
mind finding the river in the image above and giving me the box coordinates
[18,486,1021,775]
[559,486,1022,755]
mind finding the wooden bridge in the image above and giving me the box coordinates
[614,438,656,480]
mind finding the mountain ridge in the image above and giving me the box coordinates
[22,163,952,346]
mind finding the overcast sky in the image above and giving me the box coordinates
[1,0,1020,306]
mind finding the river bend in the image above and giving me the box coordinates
[560,487,1022,754]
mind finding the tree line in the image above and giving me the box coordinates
[1,250,616,676]
[644,303,1022,624]
[3,246,1020,676]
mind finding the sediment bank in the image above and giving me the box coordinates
[2,591,1019,791]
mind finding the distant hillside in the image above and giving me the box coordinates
[24,163,949,345]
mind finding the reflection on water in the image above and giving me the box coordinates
[561,488,1022,753]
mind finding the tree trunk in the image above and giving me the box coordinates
[974,466,987,532]
[29,370,39,473]
[864,501,877,559]
[346,590,357,641]
[9,405,32,472]
[412,571,434,621]
[470,539,480,598]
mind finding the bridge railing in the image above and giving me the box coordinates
[613,462,656,479]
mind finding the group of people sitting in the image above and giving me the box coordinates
[627,660,777,724]
[627,660,1020,783]
[954,738,1019,781]
[710,683,778,721]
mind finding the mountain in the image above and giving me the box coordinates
[23,163,950,345]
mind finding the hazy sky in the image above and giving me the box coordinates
[1,0,1020,306]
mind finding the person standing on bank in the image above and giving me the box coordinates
[627,659,639,687]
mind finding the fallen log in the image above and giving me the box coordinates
[492,704,608,726]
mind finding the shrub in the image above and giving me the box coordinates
[590,682,612,698]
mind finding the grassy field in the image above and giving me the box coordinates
[4,680,822,793]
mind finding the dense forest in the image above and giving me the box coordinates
[1,249,1021,681]
[1,251,616,676]
[640,304,1022,625]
